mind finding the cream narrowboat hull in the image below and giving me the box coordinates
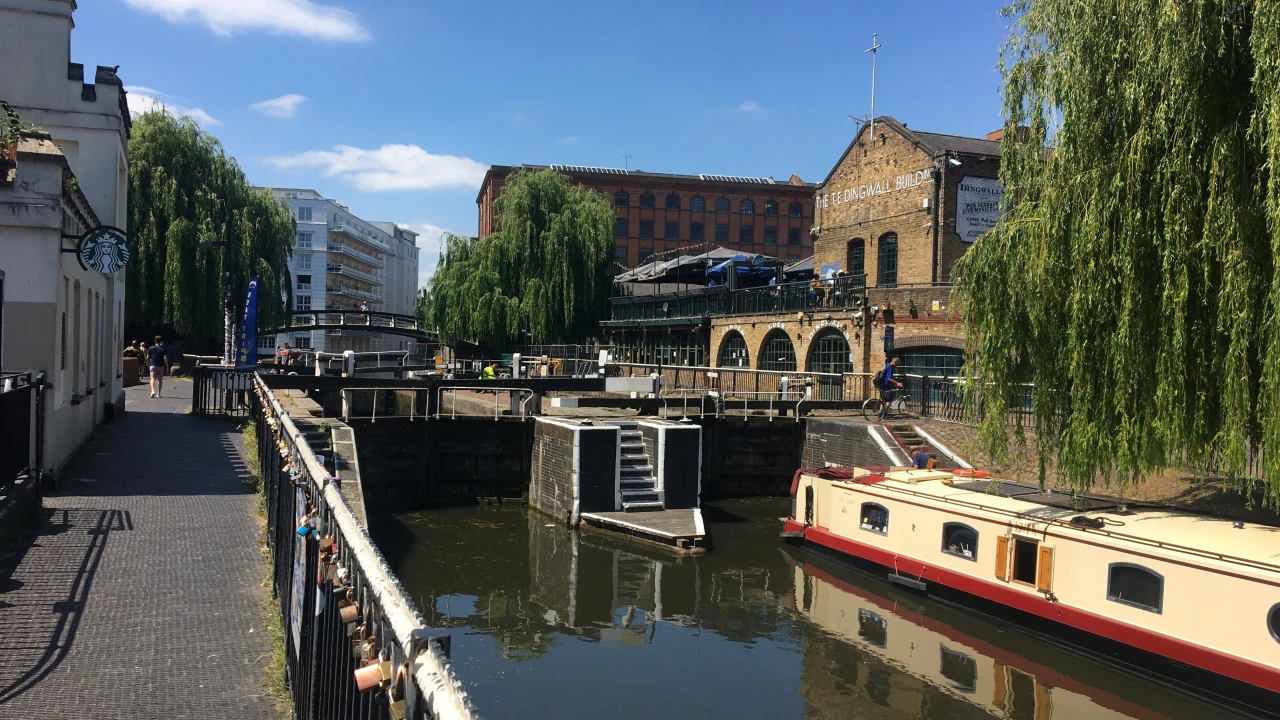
[783,467,1280,717]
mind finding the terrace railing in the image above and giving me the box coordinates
[611,362,875,403]
[608,275,868,323]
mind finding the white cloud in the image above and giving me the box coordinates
[556,136,581,144]
[265,144,487,192]
[122,0,369,42]
[125,89,221,126]
[739,101,763,113]
[251,93,308,118]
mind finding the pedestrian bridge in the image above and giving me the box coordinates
[260,310,436,341]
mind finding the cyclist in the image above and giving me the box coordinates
[879,356,903,403]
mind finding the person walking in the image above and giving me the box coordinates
[147,335,170,398]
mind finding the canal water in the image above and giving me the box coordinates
[373,498,1246,720]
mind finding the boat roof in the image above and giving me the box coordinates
[810,468,1280,572]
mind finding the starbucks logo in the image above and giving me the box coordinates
[78,226,129,273]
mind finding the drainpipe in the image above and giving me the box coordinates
[930,153,944,285]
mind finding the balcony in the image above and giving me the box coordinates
[329,242,385,268]
[605,275,868,327]
[330,220,389,250]
[327,263,383,286]
[328,284,380,302]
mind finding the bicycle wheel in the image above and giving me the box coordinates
[862,397,884,422]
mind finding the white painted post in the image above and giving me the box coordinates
[598,349,609,376]
[512,353,522,378]
[343,350,356,378]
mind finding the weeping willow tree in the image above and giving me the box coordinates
[422,168,615,349]
[955,0,1280,506]
[126,111,294,350]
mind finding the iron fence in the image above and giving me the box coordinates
[252,374,478,720]
[611,362,875,403]
[609,275,869,322]
[0,372,36,493]
[191,365,256,417]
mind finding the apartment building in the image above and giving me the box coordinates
[263,189,418,353]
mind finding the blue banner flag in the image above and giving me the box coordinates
[235,276,260,368]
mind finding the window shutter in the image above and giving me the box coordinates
[991,663,1008,708]
[1037,546,1054,592]
[994,535,1009,581]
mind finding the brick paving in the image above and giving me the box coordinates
[0,380,279,719]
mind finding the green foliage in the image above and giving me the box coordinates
[0,101,20,160]
[126,111,294,348]
[422,169,615,349]
[955,0,1280,506]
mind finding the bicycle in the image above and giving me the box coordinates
[862,387,912,422]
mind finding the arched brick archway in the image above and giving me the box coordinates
[806,327,853,374]
[717,330,750,367]
[757,329,797,372]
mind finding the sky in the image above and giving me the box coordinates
[70,0,1011,288]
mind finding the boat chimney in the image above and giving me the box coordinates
[1233,521,1245,529]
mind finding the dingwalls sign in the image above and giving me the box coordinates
[956,176,1005,242]
[817,169,932,209]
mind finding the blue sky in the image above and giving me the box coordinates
[72,0,1010,285]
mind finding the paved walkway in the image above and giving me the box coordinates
[0,380,278,719]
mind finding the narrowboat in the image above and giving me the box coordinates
[782,466,1280,716]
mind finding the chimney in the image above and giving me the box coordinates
[986,129,1004,141]
[789,173,805,186]
[987,127,1030,142]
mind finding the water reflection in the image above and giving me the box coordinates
[375,499,1241,720]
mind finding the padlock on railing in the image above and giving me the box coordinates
[388,665,408,720]
[354,650,395,694]
[350,625,368,657]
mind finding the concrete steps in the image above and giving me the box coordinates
[617,426,663,512]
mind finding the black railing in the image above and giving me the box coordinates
[192,365,256,417]
[612,362,876,403]
[252,374,478,720]
[609,275,868,322]
[0,372,35,493]
[904,375,1034,427]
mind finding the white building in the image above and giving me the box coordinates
[0,0,130,471]
[263,189,418,353]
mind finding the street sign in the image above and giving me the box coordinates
[76,226,129,273]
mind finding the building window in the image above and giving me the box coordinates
[297,206,312,221]
[788,202,803,217]
[296,295,312,312]
[639,220,654,239]
[763,227,777,245]
[615,246,628,266]
[296,274,311,291]
[718,332,749,368]
[1269,603,1280,643]
[615,192,629,207]
[297,253,312,270]
[807,329,852,374]
[860,503,888,534]
[942,523,978,561]
[1107,563,1163,614]
[788,228,801,245]
[940,647,977,694]
[759,330,796,372]
[858,610,887,647]
[764,201,778,216]
[877,232,898,287]
[715,224,729,243]
[739,225,754,244]
[664,221,680,240]
[1012,537,1039,584]
[739,199,755,215]
[639,247,654,264]
[691,223,704,242]
[897,347,965,378]
[640,193,655,208]
[665,194,681,210]
[296,232,312,249]
[715,198,730,213]
[294,334,311,349]
[847,239,865,277]
[615,218,628,237]
[691,196,705,212]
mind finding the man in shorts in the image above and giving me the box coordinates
[147,335,170,398]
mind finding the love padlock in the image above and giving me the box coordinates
[339,602,360,626]
[388,665,408,720]
[353,662,382,693]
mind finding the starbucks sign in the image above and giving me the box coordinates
[77,226,129,273]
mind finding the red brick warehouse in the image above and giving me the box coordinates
[477,164,818,267]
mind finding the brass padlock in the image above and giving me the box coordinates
[339,603,360,625]
[354,661,382,693]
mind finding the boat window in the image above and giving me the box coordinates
[860,503,888,535]
[858,609,887,648]
[939,645,977,693]
[942,522,978,561]
[1268,603,1280,643]
[1107,563,1163,614]
[1012,537,1038,584]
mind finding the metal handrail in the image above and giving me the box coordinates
[435,386,535,420]
[339,387,427,422]
[329,242,386,268]
[327,263,383,286]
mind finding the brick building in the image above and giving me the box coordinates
[605,117,1006,381]
[476,164,817,268]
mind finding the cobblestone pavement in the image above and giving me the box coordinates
[0,380,279,719]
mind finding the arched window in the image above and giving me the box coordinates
[759,330,796,372]
[860,503,888,534]
[740,199,755,215]
[614,192,629,207]
[1269,603,1280,643]
[665,194,681,210]
[788,202,803,217]
[1107,563,1163,613]
[807,328,852,374]
[718,332,749,368]
[715,197,730,213]
[847,239,866,277]
[942,522,978,561]
[639,193,656,208]
[877,233,898,286]
[858,609,887,647]
[691,196,705,212]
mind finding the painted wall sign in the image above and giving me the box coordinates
[817,169,933,209]
[77,226,129,273]
[956,176,1005,242]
